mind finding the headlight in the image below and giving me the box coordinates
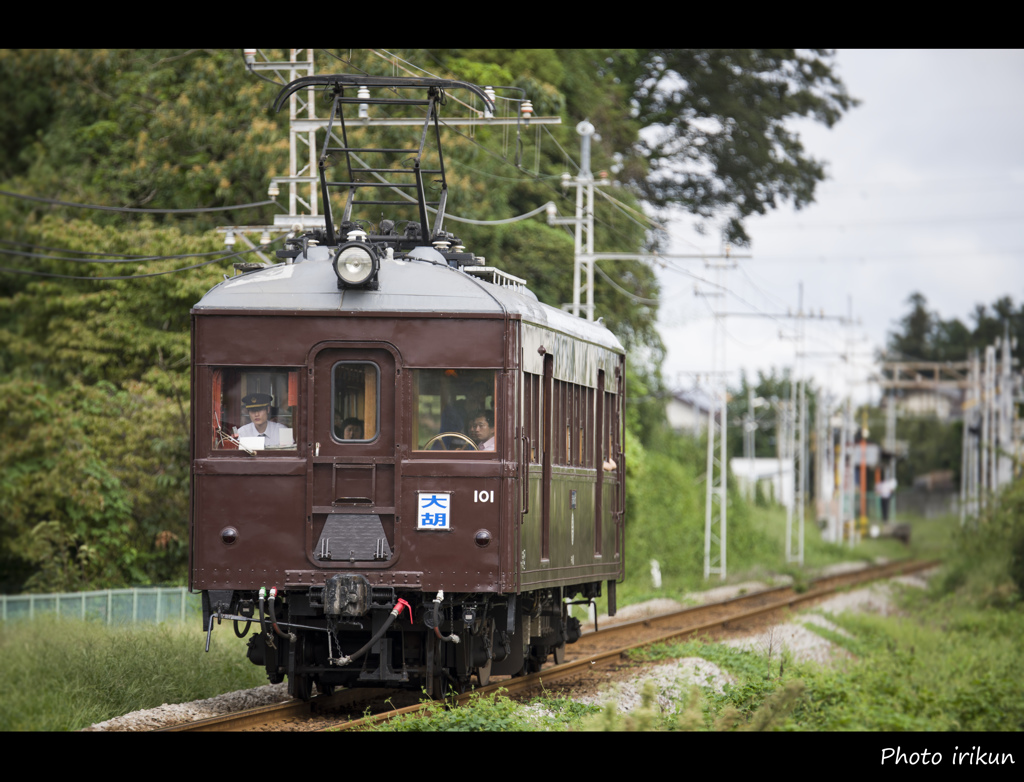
[333,242,379,288]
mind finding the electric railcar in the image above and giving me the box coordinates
[189,74,625,698]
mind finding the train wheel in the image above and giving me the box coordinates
[475,655,492,687]
[430,671,460,699]
[428,674,445,699]
[291,672,312,701]
[519,646,546,675]
[552,640,566,665]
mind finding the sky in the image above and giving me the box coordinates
[652,49,1024,407]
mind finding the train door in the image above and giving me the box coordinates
[307,342,401,568]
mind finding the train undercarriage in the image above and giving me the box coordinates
[203,580,592,699]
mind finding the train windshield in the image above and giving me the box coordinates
[412,369,497,452]
[212,367,298,451]
[331,361,378,442]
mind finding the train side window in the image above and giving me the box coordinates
[524,371,541,463]
[212,367,298,451]
[332,362,379,442]
[412,369,497,453]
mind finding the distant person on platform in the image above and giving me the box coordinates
[876,477,897,522]
[237,393,288,447]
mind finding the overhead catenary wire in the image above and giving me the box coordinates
[0,239,284,281]
[0,238,235,264]
[0,189,280,215]
[593,263,659,306]
[252,49,787,329]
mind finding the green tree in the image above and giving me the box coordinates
[0,48,854,591]
[887,292,938,360]
[885,291,1024,365]
[0,49,284,231]
[615,49,858,245]
[727,367,818,461]
[0,216,227,591]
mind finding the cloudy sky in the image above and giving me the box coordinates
[652,49,1024,406]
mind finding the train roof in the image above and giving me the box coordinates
[193,245,625,354]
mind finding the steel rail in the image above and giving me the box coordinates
[333,558,940,731]
[165,559,938,732]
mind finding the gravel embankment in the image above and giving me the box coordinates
[81,683,291,731]
[571,564,935,716]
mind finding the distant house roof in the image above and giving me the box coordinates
[670,387,716,413]
[666,387,716,434]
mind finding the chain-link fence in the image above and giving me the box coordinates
[0,587,201,625]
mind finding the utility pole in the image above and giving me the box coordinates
[245,49,320,231]
[816,389,834,535]
[961,349,982,525]
[547,121,607,322]
[725,290,851,562]
[787,284,808,564]
[997,327,1016,489]
[549,122,752,324]
[841,296,856,546]
[743,385,761,502]
[702,249,734,580]
[859,407,869,536]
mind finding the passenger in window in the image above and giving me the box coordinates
[341,418,364,440]
[238,393,289,446]
[468,410,495,451]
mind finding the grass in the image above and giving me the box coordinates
[357,688,603,732]
[622,590,1024,732]
[369,491,1023,733]
[0,616,266,731]
[580,498,951,623]
[592,489,1024,733]
[4,485,1018,733]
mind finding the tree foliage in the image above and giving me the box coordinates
[885,291,1024,364]
[726,367,819,462]
[881,291,1024,486]
[616,49,857,245]
[0,215,226,591]
[0,48,851,592]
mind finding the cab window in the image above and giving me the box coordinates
[332,362,379,442]
[412,369,497,453]
[212,367,298,451]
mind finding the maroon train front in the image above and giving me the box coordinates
[189,74,625,698]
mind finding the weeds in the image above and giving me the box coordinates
[365,688,601,732]
[0,616,265,731]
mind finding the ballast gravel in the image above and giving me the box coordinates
[573,566,935,717]
[81,683,291,731]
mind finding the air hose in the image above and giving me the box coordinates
[335,599,412,666]
[432,590,461,644]
[258,587,275,649]
[267,587,296,643]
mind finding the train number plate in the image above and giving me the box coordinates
[417,492,452,530]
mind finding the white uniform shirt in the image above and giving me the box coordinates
[237,420,289,447]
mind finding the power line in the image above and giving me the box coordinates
[0,239,232,264]
[753,211,1024,231]
[0,241,281,281]
[0,189,279,215]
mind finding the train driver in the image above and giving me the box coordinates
[238,393,288,446]
[468,409,495,450]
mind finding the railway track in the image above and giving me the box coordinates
[163,558,938,732]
